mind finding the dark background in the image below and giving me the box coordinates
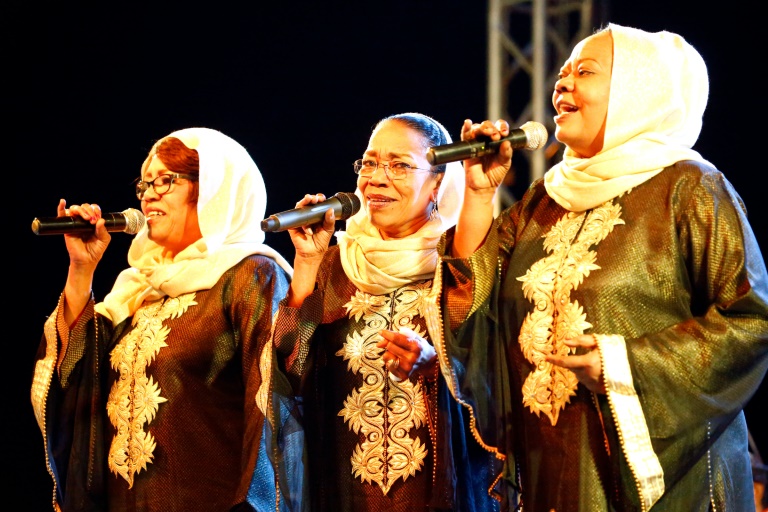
[8,1,765,508]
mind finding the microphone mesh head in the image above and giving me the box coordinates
[122,208,146,235]
[521,121,549,150]
[334,192,362,220]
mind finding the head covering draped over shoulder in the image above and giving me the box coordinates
[336,113,465,295]
[95,127,293,325]
[544,23,712,212]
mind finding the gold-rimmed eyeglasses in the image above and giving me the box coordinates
[353,159,435,181]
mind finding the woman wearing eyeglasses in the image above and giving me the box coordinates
[272,112,515,511]
[31,128,300,511]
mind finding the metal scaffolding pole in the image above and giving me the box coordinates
[487,0,597,211]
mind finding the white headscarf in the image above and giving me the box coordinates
[336,113,465,295]
[544,23,712,212]
[95,127,293,325]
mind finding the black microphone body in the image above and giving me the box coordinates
[426,121,548,165]
[261,192,361,232]
[31,208,146,235]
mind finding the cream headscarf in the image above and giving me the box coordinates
[544,23,712,212]
[336,113,465,295]
[95,127,293,325]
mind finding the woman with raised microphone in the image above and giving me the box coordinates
[30,127,303,511]
[270,112,516,511]
[442,24,768,510]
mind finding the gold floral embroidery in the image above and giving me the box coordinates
[106,294,196,486]
[517,201,624,425]
[337,283,431,494]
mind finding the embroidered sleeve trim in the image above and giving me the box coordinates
[598,333,665,511]
[31,295,63,510]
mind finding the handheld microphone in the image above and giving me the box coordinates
[31,208,146,236]
[426,121,548,165]
[261,192,361,232]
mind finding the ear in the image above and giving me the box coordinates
[432,174,443,202]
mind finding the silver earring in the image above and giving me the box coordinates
[429,201,439,220]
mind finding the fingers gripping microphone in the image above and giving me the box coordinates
[31,208,146,235]
[261,192,361,232]
[426,121,549,165]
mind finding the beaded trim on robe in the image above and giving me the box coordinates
[106,293,197,487]
[337,282,432,495]
[516,200,624,425]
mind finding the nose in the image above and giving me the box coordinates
[368,163,391,183]
[142,183,161,200]
[554,76,572,93]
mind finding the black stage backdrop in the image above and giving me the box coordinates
[8,1,764,509]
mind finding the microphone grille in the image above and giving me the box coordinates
[333,192,362,220]
[122,208,146,235]
[521,121,549,150]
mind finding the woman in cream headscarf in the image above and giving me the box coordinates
[446,24,768,511]
[272,113,514,511]
[31,128,299,511]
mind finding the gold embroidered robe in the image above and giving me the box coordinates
[273,246,508,512]
[442,161,768,511]
[31,255,293,512]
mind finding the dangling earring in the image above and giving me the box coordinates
[429,200,439,221]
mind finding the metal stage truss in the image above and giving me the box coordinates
[486,0,603,210]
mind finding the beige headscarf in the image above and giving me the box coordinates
[95,127,293,325]
[336,113,465,295]
[544,23,712,212]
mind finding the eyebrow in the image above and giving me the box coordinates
[141,170,173,181]
[576,56,603,66]
[363,150,415,160]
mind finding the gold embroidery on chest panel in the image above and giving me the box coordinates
[106,293,197,486]
[337,282,431,494]
[516,201,624,425]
